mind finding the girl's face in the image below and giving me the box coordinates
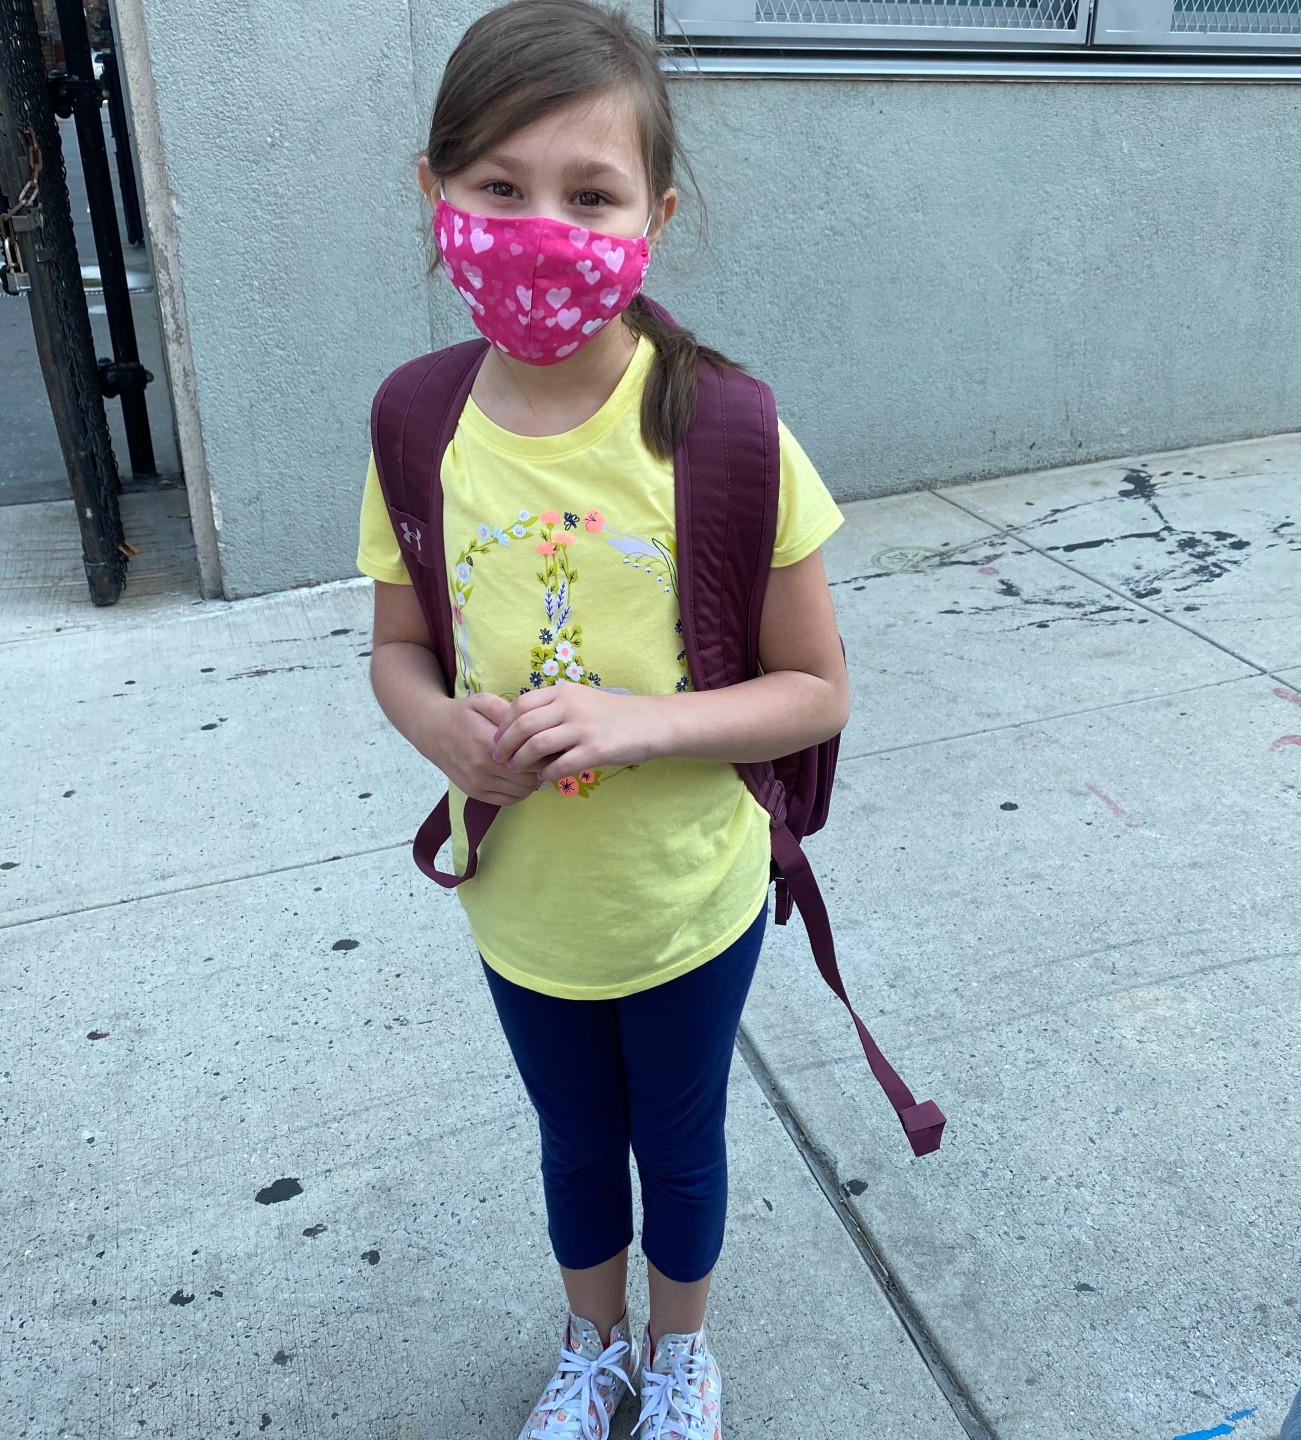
[420,91,676,244]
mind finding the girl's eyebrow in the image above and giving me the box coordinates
[474,152,631,186]
[475,151,526,172]
[560,159,631,185]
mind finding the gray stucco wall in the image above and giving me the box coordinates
[131,1,432,599]
[659,78,1301,502]
[132,0,1301,597]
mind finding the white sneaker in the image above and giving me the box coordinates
[518,1310,639,1440]
[632,1327,722,1440]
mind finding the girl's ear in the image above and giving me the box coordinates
[650,188,678,248]
[417,155,438,206]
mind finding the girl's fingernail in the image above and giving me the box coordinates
[492,749,500,761]
[508,762,517,772]
[493,731,501,742]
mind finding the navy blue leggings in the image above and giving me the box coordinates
[481,906,766,1285]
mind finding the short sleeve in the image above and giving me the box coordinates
[773,421,843,568]
[357,451,413,586]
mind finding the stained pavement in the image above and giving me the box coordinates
[2,437,1299,1440]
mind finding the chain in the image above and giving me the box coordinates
[0,126,43,225]
[1,127,43,293]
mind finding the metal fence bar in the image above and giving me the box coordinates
[99,45,143,248]
[51,0,156,478]
[0,0,126,605]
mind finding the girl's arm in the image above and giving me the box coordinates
[369,581,540,806]
[369,580,455,744]
[492,549,848,779]
[655,546,847,761]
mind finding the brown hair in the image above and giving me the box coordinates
[424,0,742,459]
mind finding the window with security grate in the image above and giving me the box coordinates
[755,0,1082,28]
[663,0,1301,50]
[1172,0,1301,31]
[1092,0,1301,44]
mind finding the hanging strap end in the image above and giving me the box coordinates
[412,793,498,888]
[899,1099,946,1157]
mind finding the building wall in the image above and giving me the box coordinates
[128,0,432,599]
[658,77,1301,500]
[131,0,1301,597]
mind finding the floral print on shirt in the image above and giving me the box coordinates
[530,510,597,689]
[452,509,536,694]
[452,500,686,795]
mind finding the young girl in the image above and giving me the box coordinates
[356,2,848,1435]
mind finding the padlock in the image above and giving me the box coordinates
[1,232,31,296]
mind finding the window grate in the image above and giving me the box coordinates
[756,0,1081,27]
[1090,0,1301,43]
[666,0,1301,47]
[1171,0,1301,29]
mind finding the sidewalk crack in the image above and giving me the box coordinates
[0,841,412,932]
[837,671,1258,762]
[930,489,1295,688]
[733,1024,996,1440]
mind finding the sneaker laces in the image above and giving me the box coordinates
[632,1352,710,1440]
[529,1337,635,1440]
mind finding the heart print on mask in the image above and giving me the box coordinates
[435,195,651,366]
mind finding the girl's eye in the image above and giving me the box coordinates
[574,190,607,208]
[485,180,517,199]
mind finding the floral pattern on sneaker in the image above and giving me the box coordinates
[518,1311,639,1440]
[632,1327,722,1440]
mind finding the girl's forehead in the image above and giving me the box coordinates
[483,92,643,171]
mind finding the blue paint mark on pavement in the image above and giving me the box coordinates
[1173,1409,1258,1440]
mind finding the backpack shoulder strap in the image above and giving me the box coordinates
[369,338,495,890]
[370,338,488,687]
[674,358,778,693]
[674,360,945,1158]
[673,359,790,820]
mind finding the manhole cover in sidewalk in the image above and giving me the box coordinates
[871,545,946,572]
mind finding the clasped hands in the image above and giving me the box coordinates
[439,682,662,806]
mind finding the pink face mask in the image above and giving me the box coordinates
[434,195,651,365]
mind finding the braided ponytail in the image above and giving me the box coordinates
[624,295,746,461]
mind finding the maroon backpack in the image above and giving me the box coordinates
[369,324,945,1158]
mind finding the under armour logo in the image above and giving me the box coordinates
[400,522,422,552]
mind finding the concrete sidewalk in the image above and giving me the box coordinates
[3,438,1299,1440]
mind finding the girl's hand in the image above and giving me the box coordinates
[427,692,542,806]
[493,684,662,782]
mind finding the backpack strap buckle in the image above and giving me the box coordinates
[774,873,794,926]
[757,774,787,830]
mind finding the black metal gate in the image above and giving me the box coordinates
[1,0,160,606]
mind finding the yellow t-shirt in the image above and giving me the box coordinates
[357,337,842,999]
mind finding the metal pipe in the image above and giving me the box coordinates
[52,0,156,479]
[98,45,142,247]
